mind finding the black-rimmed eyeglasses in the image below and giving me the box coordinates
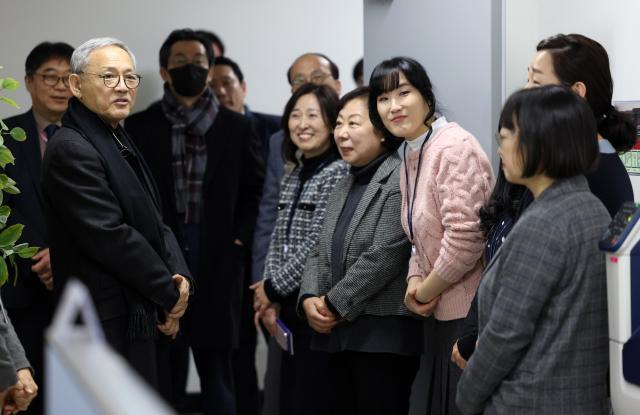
[80,72,142,89]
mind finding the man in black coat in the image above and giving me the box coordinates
[41,37,191,393]
[125,29,264,415]
[211,54,279,415]
[1,41,73,415]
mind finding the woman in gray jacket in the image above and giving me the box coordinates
[299,87,422,415]
[456,86,611,414]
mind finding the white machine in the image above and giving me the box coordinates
[600,201,640,414]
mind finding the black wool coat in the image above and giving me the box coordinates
[126,101,264,349]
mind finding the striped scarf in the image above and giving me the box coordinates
[161,85,218,224]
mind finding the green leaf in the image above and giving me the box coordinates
[0,78,19,91]
[0,146,15,168]
[0,224,23,248]
[0,96,20,109]
[16,246,38,259]
[0,174,14,188]
[0,205,10,227]
[0,256,7,287]
[9,127,26,142]
[4,184,20,195]
[0,119,7,132]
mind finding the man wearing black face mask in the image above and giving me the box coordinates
[125,28,264,415]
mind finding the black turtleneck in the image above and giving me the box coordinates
[298,148,339,183]
[328,151,390,306]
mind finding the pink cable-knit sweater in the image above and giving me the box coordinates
[401,120,494,321]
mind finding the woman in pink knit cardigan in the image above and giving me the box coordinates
[368,57,494,415]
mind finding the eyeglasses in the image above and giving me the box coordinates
[36,73,70,87]
[80,72,142,89]
[291,71,333,88]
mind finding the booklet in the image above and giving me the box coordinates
[274,318,294,355]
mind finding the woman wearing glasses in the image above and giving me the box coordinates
[369,57,494,415]
[457,85,610,414]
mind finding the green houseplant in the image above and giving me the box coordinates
[0,67,40,287]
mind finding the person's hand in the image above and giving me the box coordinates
[451,340,468,370]
[0,388,7,411]
[3,369,38,414]
[167,275,190,319]
[249,280,271,315]
[303,296,338,334]
[256,303,280,337]
[31,248,53,290]
[404,277,440,316]
[157,311,180,339]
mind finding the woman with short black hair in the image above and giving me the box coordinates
[457,85,610,414]
[299,87,421,415]
[369,57,494,415]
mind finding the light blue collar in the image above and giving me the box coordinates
[599,139,616,154]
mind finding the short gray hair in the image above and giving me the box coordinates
[70,37,137,73]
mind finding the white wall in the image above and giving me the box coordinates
[506,0,640,100]
[506,0,640,200]
[0,0,363,119]
[364,0,503,167]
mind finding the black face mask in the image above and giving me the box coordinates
[168,64,209,97]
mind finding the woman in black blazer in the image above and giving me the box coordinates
[299,87,421,415]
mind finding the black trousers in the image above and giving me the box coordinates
[278,298,330,415]
[232,284,261,415]
[327,350,420,415]
[192,347,236,415]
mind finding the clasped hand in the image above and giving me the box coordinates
[249,280,271,315]
[1,368,38,415]
[158,274,190,339]
[404,276,440,316]
[302,296,339,334]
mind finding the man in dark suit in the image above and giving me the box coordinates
[41,37,191,393]
[125,29,264,415]
[1,41,73,415]
[211,55,279,415]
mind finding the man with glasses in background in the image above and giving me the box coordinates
[1,41,73,415]
[126,29,264,415]
[41,37,192,395]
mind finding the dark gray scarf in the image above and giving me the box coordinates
[161,85,218,224]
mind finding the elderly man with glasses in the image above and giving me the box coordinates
[41,37,192,394]
[1,40,73,415]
